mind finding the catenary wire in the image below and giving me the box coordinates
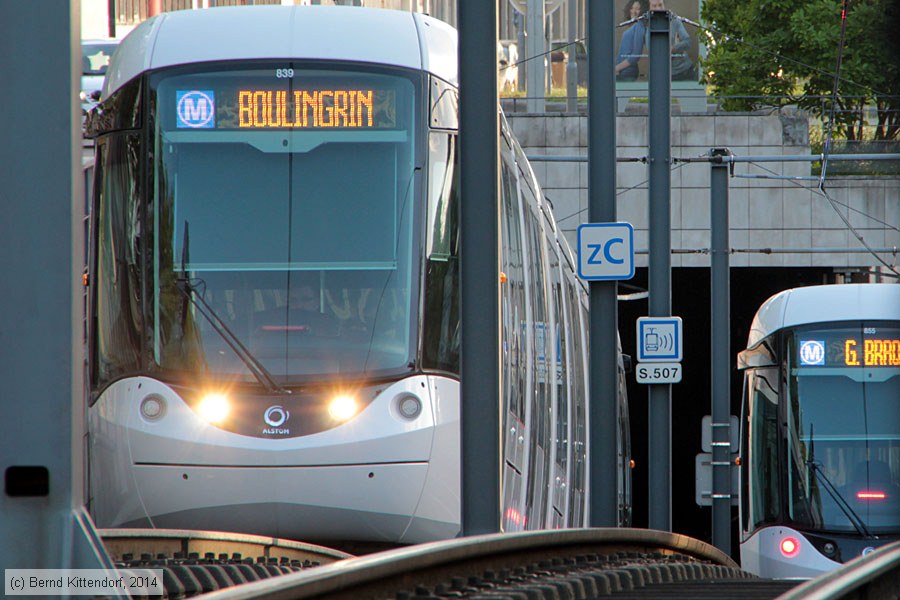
[745,160,900,233]
[553,160,692,225]
[819,0,851,185]
[737,161,899,275]
[504,10,896,272]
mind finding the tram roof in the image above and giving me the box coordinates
[103,5,457,98]
[746,283,900,348]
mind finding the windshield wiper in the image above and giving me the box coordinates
[807,424,875,539]
[177,223,291,396]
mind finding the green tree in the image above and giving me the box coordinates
[701,0,900,140]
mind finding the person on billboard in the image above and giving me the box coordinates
[615,0,648,81]
[649,0,697,81]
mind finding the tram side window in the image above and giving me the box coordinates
[524,209,550,447]
[501,161,527,422]
[422,133,459,373]
[566,275,587,524]
[91,135,143,389]
[522,197,551,528]
[747,367,781,530]
[552,263,570,472]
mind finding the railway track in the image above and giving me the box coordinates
[103,530,900,599]
[98,528,350,598]
[109,528,786,599]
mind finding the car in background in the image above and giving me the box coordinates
[81,39,119,112]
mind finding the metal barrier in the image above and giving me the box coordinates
[776,541,900,600]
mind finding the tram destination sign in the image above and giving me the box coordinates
[798,327,900,367]
[175,87,398,130]
[235,88,386,129]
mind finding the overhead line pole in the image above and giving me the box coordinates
[458,0,501,536]
[526,0,546,113]
[587,0,620,528]
[566,0,579,113]
[647,8,673,532]
[710,148,733,554]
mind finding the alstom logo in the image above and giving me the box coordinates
[264,405,290,428]
[176,90,215,128]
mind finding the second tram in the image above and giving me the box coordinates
[737,283,899,578]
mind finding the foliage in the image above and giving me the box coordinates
[701,0,900,140]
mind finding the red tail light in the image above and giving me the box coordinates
[857,490,887,500]
[780,537,800,558]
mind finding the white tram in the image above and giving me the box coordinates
[84,5,632,546]
[737,283,900,577]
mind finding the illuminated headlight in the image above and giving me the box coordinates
[197,393,230,424]
[396,394,422,420]
[140,394,166,421]
[328,395,359,422]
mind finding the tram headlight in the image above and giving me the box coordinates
[197,393,230,424]
[328,395,358,422]
[780,536,800,559]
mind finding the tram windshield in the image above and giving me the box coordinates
[786,323,900,534]
[150,64,420,382]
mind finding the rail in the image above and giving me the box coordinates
[96,528,350,599]
[100,528,350,565]
[195,528,765,599]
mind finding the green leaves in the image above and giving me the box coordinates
[700,0,899,139]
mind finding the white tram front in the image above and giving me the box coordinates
[84,5,631,546]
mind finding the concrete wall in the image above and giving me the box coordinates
[507,110,900,269]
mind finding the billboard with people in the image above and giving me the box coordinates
[614,0,700,83]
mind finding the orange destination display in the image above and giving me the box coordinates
[844,338,900,366]
[798,327,900,367]
[237,89,380,129]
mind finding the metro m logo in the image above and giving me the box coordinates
[176,90,215,128]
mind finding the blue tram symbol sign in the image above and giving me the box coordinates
[576,222,635,281]
[176,90,215,128]
[637,316,683,362]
